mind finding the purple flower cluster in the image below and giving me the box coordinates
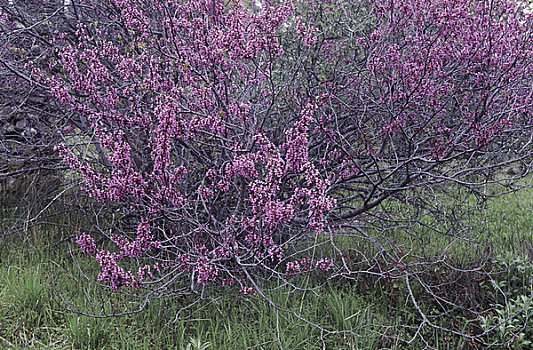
[195,257,219,285]
[76,233,96,256]
[112,220,161,259]
[286,257,334,277]
[95,250,137,291]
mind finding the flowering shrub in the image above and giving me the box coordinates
[44,0,339,293]
[7,0,531,343]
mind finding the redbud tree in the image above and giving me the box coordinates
[16,0,533,343]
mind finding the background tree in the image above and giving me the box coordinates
[0,0,84,245]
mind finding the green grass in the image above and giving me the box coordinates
[0,186,532,349]
[0,242,418,349]
[483,188,533,254]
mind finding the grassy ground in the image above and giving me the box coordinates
[0,187,532,349]
[0,247,398,349]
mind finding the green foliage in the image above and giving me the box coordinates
[477,254,533,348]
[492,254,533,297]
[479,294,533,349]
